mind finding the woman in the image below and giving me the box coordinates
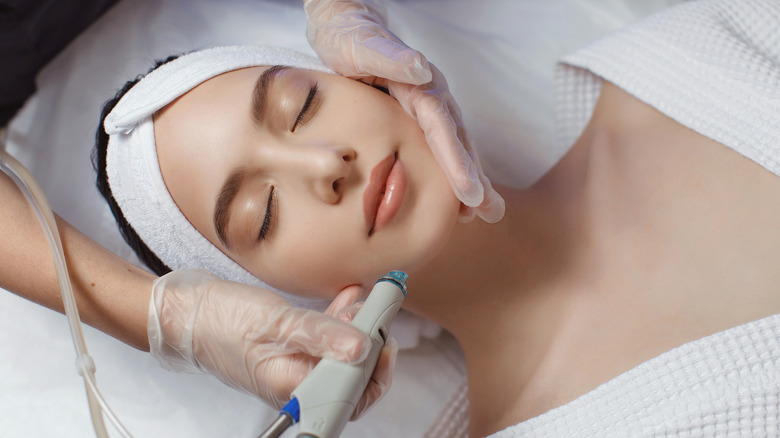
[95,0,780,436]
[2,0,496,431]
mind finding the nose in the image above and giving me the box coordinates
[282,144,356,204]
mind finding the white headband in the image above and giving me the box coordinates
[104,45,333,308]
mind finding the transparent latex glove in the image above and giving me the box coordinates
[304,0,505,223]
[148,268,397,414]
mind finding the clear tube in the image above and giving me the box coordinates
[0,133,133,438]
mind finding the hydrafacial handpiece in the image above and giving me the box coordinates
[258,271,408,438]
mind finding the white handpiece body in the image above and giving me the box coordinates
[292,273,407,438]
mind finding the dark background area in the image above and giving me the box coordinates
[0,0,121,126]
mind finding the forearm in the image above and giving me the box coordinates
[0,170,155,351]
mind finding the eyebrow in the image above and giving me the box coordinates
[213,65,289,249]
[214,168,245,250]
[252,65,290,124]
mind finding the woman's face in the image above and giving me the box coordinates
[154,66,460,297]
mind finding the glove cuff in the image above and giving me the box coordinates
[148,270,209,374]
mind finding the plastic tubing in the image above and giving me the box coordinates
[0,136,132,438]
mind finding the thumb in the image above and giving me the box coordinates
[327,285,365,324]
[325,285,363,317]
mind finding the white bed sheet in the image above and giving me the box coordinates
[1,0,680,436]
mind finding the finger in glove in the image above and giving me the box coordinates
[388,76,484,207]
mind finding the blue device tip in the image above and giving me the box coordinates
[378,271,408,296]
[387,271,408,285]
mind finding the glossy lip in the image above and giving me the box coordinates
[363,152,406,236]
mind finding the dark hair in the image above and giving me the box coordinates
[91,55,180,276]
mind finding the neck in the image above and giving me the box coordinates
[404,185,577,335]
[403,129,600,436]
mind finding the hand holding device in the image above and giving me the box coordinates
[148,269,391,408]
[259,271,408,438]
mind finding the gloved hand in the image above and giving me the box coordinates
[304,0,505,223]
[148,268,397,417]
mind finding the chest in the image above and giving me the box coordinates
[512,98,780,426]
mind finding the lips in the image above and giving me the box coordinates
[363,153,408,236]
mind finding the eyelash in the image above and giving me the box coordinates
[258,187,275,241]
[292,83,319,132]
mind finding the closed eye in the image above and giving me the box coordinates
[258,187,275,241]
[292,83,319,131]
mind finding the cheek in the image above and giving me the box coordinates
[322,86,399,140]
[402,182,460,273]
[259,210,363,297]
[394,132,462,270]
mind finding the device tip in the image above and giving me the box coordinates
[386,271,408,285]
[378,271,408,296]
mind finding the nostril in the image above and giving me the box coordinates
[332,180,340,192]
[339,148,356,163]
